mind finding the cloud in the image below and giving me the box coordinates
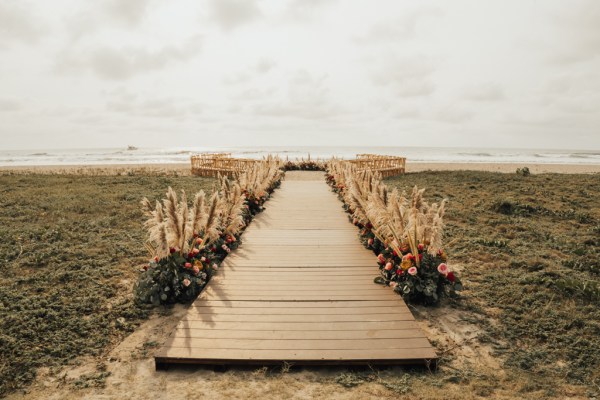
[105,0,153,25]
[208,0,261,31]
[284,0,337,21]
[252,70,344,120]
[55,35,202,80]
[64,0,155,41]
[255,58,275,74]
[0,2,46,46]
[371,56,436,97]
[354,6,442,44]
[223,59,276,85]
[546,2,600,65]
[0,98,21,111]
[432,106,473,124]
[106,94,197,119]
[464,84,505,102]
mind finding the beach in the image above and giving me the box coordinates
[1,165,598,399]
[1,161,599,176]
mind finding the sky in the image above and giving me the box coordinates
[0,0,599,150]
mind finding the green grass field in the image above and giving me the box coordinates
[0,171,598,398]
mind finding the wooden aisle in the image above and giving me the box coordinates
[155,172,437,368]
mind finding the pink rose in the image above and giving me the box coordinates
[437,263,448,275]
[367,238,374,246]
[384,262,393,271]
[182,278,191,287]
[192,248,200,255]
[193,266,200,275]
[212,263,218,270]
[408,267,417,276]
[390,282,398,288]
[184,262,192,269]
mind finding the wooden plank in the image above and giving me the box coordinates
[208,283,387,290]
[190,300,402,308]
[203,288,393,295]
[175,320,421,331]
[187,306,410,315]
[169,328,424,340]
[162,338,433,350]
[180,313,413,323]
[201,294,400,301]
[156,348,437,361]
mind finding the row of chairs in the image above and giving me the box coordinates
[191,153,262,177]
[191,153,406,178]
[350,154,406,177]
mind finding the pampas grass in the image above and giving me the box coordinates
[141,157,284,259]
[328,160,448,260]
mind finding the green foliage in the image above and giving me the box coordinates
[134,251,211,305]
[376,244,462,305]
[0,174,213,397]
[283,160,326,171]
[386,170,600,389]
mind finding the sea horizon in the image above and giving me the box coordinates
[0,145,599,167]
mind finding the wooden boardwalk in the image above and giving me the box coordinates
[155,172,437,367]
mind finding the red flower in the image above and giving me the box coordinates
[447,271,456,282]
[418,253,423,261]
[169,247,176,254]
[418,243,424,251]
[377,254,386,263]
[392,250,398,257]
[396,269,403,275]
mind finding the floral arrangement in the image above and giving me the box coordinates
[135,159,283,305]
[326,161,462,305]
[283,160,327,171]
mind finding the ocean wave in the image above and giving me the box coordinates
[570,152,600,158]
[458,152,494,157]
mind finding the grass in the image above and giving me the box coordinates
[0,174,215,396]
[386,170,600,397]
[1,170,599,398]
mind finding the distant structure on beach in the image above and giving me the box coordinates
[190,153,406,178]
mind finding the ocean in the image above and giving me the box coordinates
[0,146,599,166]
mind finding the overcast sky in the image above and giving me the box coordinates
[0,0,599,150]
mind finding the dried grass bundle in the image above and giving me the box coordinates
[327,160,448,262]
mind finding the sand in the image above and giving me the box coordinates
[0,161,599,175]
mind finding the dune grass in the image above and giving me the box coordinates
[0,174,215,396]
[386,171,600,396]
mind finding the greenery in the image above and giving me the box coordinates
[283,160,327,171]
[386,170,600,393]
[326,165,462,305]
[0,174,214,396]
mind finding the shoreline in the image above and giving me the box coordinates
[0,161,599,175]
